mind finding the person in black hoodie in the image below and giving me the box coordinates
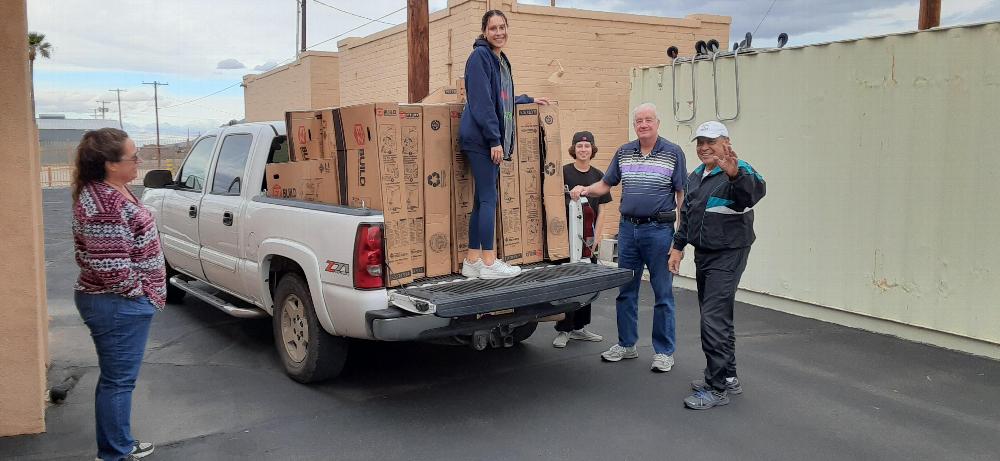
[458,9,549,280]
[669,121,767,410]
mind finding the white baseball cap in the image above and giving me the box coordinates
[691,121,729,141]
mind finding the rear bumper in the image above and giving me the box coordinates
[367,298,587,342]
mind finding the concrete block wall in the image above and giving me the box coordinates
[243,51,340,122]
[336,0,729,238]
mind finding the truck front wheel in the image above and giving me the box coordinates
[272,273,348,383]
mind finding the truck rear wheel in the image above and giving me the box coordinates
[511,321,538,344]
[272,273,347,383]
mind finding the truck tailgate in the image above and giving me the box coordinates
[390,262,632,317]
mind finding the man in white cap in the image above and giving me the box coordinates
[669,120,766,410]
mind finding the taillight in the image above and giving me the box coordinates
[353,224,385,289]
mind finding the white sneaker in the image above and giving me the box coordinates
[650,353,674,373]
[479,259,522,279]
[552,331,570,348]
[601,344,638,362]
[569,328,603,342]
[461,258,483,278]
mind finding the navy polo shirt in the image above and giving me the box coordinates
[602,137,688,217]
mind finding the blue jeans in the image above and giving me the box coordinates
[465,150,500,251]
[615,219,676,355]
[75,292,155,461]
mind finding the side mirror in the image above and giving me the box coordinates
[143,169,174,188]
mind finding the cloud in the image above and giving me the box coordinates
[520,0,1000,47]
[253,61,279,72]
[216,58,246,70]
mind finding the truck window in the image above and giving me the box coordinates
[177,136,217,192]
[211,133,253,196]
[261,135,288,193]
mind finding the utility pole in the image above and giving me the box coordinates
[108,88,127,129]
[142,81,168,168]
[918,0,941,30]
[295,0,301,56]
[97,100,110,119]
[407,0,430,103]
[300,0,307,53]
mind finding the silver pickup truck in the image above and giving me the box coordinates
[141,121,632,383]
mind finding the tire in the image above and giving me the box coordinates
[511,321,538,344]
[272,273,348,383]
[165,265,186,304]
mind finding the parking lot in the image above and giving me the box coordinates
[1,188,998,461]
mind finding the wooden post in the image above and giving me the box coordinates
[407,0,430,103]
[918,0,941,30]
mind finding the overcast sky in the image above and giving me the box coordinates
[27,0,1000,142]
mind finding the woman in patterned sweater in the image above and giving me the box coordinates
[72,128,163,460]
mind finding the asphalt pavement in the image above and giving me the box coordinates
[1,188,997,461]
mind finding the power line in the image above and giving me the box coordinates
[158,5,406,113]
[160,82,242,110]
[307,5,407,49]
[312,0,396,25]
[753,0,779,35]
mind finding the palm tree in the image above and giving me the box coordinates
[27,32,52,118]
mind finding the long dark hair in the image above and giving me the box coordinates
[72,128,130,202]
[479,9,508,42]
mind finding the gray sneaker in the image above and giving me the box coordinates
[692,376,743,394]
[479,259,522,279]
[569,328,603,342]
[650,353,674,372]
[552,331,570,348]
[461,259,483,278]
[601,344,638,362]
[684,388,730,410]
[131,441,155,458]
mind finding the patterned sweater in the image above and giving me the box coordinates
[74,182,167,309]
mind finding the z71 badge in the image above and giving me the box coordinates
[324,260,350,276]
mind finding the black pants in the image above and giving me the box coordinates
[555,256,597,332]
[695,247,751,391]
[555,304,592,332]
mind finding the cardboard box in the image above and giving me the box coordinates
[265,159,339,204]
[286,110,324,161]
[400,105,425,279]
[538,103,570,260]
[538,103,565,196]
[497,152,523,265]
[421,104,452,277]
[336,103,412,286]
[515,104,544,263]
[543,194,570,261]
[317,108,340,159]
[449,103,473,273]
[421,86,463,104]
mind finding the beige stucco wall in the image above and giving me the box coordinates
[0,0,49,436]
[631,22,1000,358]
[337,0,729,235]
[243,51,340,122]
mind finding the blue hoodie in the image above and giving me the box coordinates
[459,38,533,154]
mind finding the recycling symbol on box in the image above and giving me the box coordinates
[544,162,556,176]
[427,172,442,187]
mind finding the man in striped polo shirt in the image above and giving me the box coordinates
[570,102,688,373]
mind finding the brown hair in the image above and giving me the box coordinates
[568,143,598,160]
[72,128,130,202]
[479,10,508,41]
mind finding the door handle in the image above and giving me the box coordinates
[188,205,198,218]
[222,211,234,226]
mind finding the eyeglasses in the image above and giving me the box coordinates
[119,153,141,163]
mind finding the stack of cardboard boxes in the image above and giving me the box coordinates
[266,101,570,286]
